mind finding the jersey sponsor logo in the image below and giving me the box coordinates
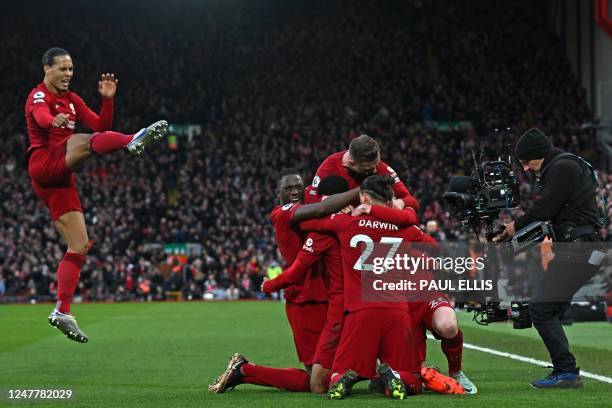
[33,91,45,99]
[281,203,294,211]
[33,99,45,104]
[357,219,399,231]
[69,103,76,115]
[312,176,320,187]
[387,165,395,173]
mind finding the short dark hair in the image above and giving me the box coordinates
[42,47,70,66]
[317,175,349,196]
[277,168,301,180]
[349,135,380,163]
[361,175,394,202]
[276,168,302,188]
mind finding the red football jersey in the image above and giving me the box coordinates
[300,213,425,313]
[306,151,419,210]
[267,205,418,313]
[24,82,113,153]
[269,203,327,303]
[266,232,343,316]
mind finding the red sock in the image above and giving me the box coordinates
[441,329,463,374]
[90,131,133,154]
[241,377,269,386]
[241,364,310,392]
[398,371,422,395]
[329,372,342,386]
[56,252,85,314]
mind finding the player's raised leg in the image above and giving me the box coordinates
[48,210,89,343]
[64,120,168,170]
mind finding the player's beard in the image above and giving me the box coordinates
[347,168,370,182]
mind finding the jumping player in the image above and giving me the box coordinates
[25,47,168,342]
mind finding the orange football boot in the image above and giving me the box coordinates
[420,367,466,395]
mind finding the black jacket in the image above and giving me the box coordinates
[515,148,600,239]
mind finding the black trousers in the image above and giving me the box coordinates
[529,254,600,373]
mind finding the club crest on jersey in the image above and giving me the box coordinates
[312,176,320,187]
[302,237,314,252]
[33,91,45,99]
[282,203,294,211]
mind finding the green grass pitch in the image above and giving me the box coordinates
[0,301,610,407]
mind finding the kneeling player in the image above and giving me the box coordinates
[299,175,436,399]
[263,176,420,394]
[209,177,416,394]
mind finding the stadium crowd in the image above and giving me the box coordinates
[1,0,609,302]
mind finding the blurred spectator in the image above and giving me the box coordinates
[226,284,239,301]
[0,0,607,303]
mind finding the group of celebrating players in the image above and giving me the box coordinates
[25,46,476,400]
[208,135,478,399]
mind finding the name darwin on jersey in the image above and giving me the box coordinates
[358,219,399,231]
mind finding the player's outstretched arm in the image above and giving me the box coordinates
[72,74,117,131]
[262,256,318,293]
[371,205,418,226]
[292,188,359,223]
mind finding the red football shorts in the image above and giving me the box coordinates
[285,301,328,366]
[29,142,83,221]
[313,297,344,369]
[332,308,421,378]
[409,297,453,362]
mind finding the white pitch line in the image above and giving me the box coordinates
[426,334,612,384]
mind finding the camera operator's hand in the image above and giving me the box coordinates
[540,237,554,271]
[492,221,515,242]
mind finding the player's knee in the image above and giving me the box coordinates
[70,133,94,150]
[309,378,326,394]
[309,364,328,394]
[433,315,458,339]
[68,240,89,256]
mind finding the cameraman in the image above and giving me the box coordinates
[495,128,603,389]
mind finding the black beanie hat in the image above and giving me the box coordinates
[515,128,552,161]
